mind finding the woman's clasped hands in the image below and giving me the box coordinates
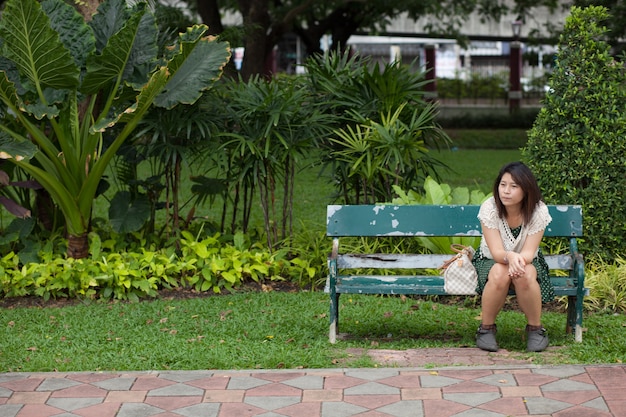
[507,251,526,279]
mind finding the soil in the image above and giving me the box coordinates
[0,281,302,309]
[0,281,565,313]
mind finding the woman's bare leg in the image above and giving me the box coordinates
[481,263,512,324]
[512,264,542,326]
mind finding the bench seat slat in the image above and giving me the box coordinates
[327,276,582,296]
[337,254,574,270]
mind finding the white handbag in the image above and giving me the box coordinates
[440,244,478,295]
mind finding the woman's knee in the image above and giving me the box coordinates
[487,265,511,290]
[512,267,539,292]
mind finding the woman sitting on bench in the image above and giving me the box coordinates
[472,161,553,352]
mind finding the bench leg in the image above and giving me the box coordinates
[565,296,575,335]
[329,292,340,344]
[574,293,584,343]
[566,295,584,342]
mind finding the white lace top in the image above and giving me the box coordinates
[477,196,552,259]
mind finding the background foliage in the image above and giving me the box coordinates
[523,5,626,258]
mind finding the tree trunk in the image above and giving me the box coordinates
[74,0,104,21]
[67,233,89,259]
[238,0,271,81]
[197,0,224,34]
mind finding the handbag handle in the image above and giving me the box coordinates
[440,244,473,270]
[450,243,470,254]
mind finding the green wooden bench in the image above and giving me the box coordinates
[326,204,586,344]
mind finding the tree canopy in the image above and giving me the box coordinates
[3,1,621,79]
[185,0,564,80]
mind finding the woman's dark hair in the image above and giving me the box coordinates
[493,161,543,224]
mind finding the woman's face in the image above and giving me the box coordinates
[498,173,525,208]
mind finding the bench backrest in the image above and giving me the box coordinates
[327,204,583,238]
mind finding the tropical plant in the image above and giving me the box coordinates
[218,75,333,250]
[330,105,450,204]
[111,100,218,238]
[306,51,451,205]
[391,176,491,253]
[580,255,626,313]
[523,6,626,258]
[0,0,230,258]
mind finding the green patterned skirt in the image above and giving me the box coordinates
[471,229,555,303]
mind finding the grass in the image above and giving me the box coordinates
[1,293,624,372]
[434,148,521,193]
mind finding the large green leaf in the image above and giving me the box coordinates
[92,66,169,133]
[0,0,80,91]
[0,132,38,162]
[109,191,150,233]
[81,6,149,95]
[123,11,159,86]
[154,29,231,109]
[42,0,95,69]
[89,0,130,53]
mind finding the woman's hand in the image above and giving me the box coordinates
[507,251,526,278]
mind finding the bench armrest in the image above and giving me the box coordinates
[569,237,586,291]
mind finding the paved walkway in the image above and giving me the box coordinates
[1,360,624,416]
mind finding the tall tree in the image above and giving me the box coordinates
[189,0,561,80]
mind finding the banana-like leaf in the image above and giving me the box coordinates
[0,0,80,91]
[154,30,231,109]
[123,12,159,86]
[109,191,150,233]
[89,0,130,53]
[81,6,152,95]
[0,132,38,162]
[92,67,169,133]
[42,0,95,68]
[0,71,20,111]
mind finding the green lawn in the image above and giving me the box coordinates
[1,292,623,372]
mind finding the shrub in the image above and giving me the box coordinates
[582,256,626,313]
[437,110,539,129]
[523,6,626,258]
[305,51,451,204]
[0,231,307,300]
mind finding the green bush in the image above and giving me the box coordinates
[437,110,539,129]
[0,231,307,300]
[523,6,626,258]
[582,256,626,313]
[437,74,507,103]
[305,51,450,204]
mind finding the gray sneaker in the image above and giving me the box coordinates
[526,326,549,352]
[476,325,498,352]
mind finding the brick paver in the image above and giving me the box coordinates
[0,363,624,416]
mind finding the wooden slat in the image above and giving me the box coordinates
[327,205,583,237]
[326,275,580,296]
[336,254,573,270]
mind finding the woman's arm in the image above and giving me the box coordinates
[482,224,507,264]
[519,231,545,264]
